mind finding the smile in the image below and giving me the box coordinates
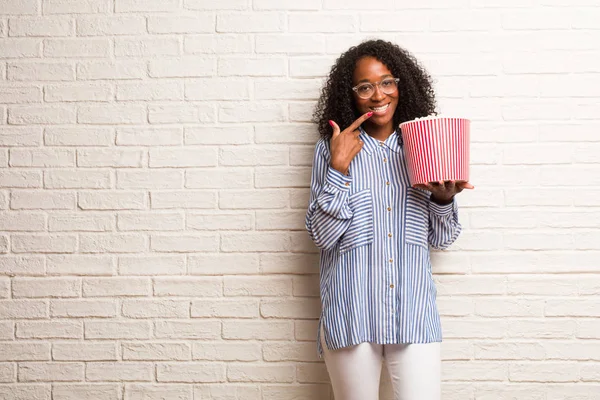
[370,104,390,113]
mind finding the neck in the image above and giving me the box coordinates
[363,120,394,142]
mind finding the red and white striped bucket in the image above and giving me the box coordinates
[399,116,470,186]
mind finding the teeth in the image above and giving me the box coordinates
[371,104,389,112]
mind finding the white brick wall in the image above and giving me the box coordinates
[0,0,598,399]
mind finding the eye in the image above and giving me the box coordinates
[357,84,372,94]
[381,79,394,88]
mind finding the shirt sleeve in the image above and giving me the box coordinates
[428,197,462,250]
[305,139,354,250]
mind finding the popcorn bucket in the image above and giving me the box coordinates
[399,116,470,186]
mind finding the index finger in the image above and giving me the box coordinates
[345,111,373,133]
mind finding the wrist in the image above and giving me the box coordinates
[430,194,453,205]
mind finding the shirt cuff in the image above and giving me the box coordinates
[325,166,352,191]
[429,197,456,216]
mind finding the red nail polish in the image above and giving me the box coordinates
[367,112,373,117]
[328,120,334,127]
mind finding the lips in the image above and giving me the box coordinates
[370,103,390,114]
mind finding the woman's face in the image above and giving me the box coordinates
[352,56,399,130]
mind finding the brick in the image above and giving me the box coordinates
[192,342,260,362]
[0,343,49,361]
[510,362,578,382]
[116,0,179,12]
[474,342,545,360]
[8,105,75,124]
[263,342,319,362]
[117,212,183,231]
[185,126,252,145]
[77,61,146,80]
[219,189,289,209]
[0,278,8,298]
[289,102,315,122]
[227,364,294,383]
[154,320,221,340]
[148,14,214,34]
[435,276,506,296]
[264,384,331,400]
[150,148,217,167]
[18,362,83,382]
[85,321,151,339]
[150,103,216,124]
[0,362,15,382]
[0,385,50,400]
[0,86,42,103]
[117,170,183,189]
[47,255,114,276]
[116,81,183,101]
[188,254,259,275]
[150,191,216,209]
[0,127,42,146]
[186,78,249,100]
[221,232,291,252]
[115,37,180,57]
[151,234,217,252]
[191,299,258,318]
[0,256,44,276]
[122,299,189,318]
[293,275,319,297]
[260,254,318,275]
[13,278,80,298]
[45,83,112,102]
[52,384,120,400]
[10,148,74,167]
[0,211,45,231]
[80,234,146,253]
[443,361,507,381]
[0,0,38,15]
[0,299,47,318]
[195,386,260,400]
[0,38,40,57]
[0,322,13,339]
[43,0,112,14]
[45,126,113,146]
[118,255,186,276]
[224,276,292,297]
[78,191,146,210]
[125,384,193,400]
[44,38,110,58]
[150,57,216,78]
[83,277,151,297]
[296,363,329,383]
[44,170,111,189]
[53,343,118,361]
[77,149,143,168]
[217,13,284,33]
[222,320,293,340]
[185,0,247,9]
[507,276,578,296]
[544,342,600,361]
[546,300,600,317]
[184,34,252,54]
[261,298,320,319]
[294,320,319,341]
[187,212,253,231]
[117,127,182,146]
[219,145,287,166]
[218,57,286,76]
[78,104,145,124]
[50,300,116,318]
[12,234,76,253]
[157,363,225,383]
[86,362,153,382]
[255,124,319,144]
[186,168,252,189]
[122,343,191,361]
[290,57,335,78]
[154,277,222,297]
[256,210,306,230]
[6,62,75,82]
[76,16,145,36]
[290,13,356,32]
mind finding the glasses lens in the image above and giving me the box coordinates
[381,79,397,94]
[356,84,374,98]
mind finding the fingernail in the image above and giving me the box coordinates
[328,120,334,127]
[367,112,373,117]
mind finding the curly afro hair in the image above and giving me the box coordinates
[313,39,437,140]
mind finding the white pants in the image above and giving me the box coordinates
[320,327,441,400]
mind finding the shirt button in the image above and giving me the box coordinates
[388,233,392,238]
[386,181,390,186]
[383,158,387,163]
[389,258,393,263]
[344,182,350,187]
[390,284,394,289]
[387,207,391,211]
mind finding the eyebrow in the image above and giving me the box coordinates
[356,74,394,84]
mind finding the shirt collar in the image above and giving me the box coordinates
[359,127,403,155]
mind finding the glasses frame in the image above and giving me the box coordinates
[352,78,400,99]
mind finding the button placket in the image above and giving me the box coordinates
[380,144,395,339]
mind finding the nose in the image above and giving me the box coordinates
[371,84,385,101]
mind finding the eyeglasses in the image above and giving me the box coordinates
[352,78,400,99]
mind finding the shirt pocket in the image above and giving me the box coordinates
[339,188,374,253]
[405,188,430,248]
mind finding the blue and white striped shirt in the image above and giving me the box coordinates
[305,128,462,357]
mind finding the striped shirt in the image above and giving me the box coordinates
[305,127,462,357]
